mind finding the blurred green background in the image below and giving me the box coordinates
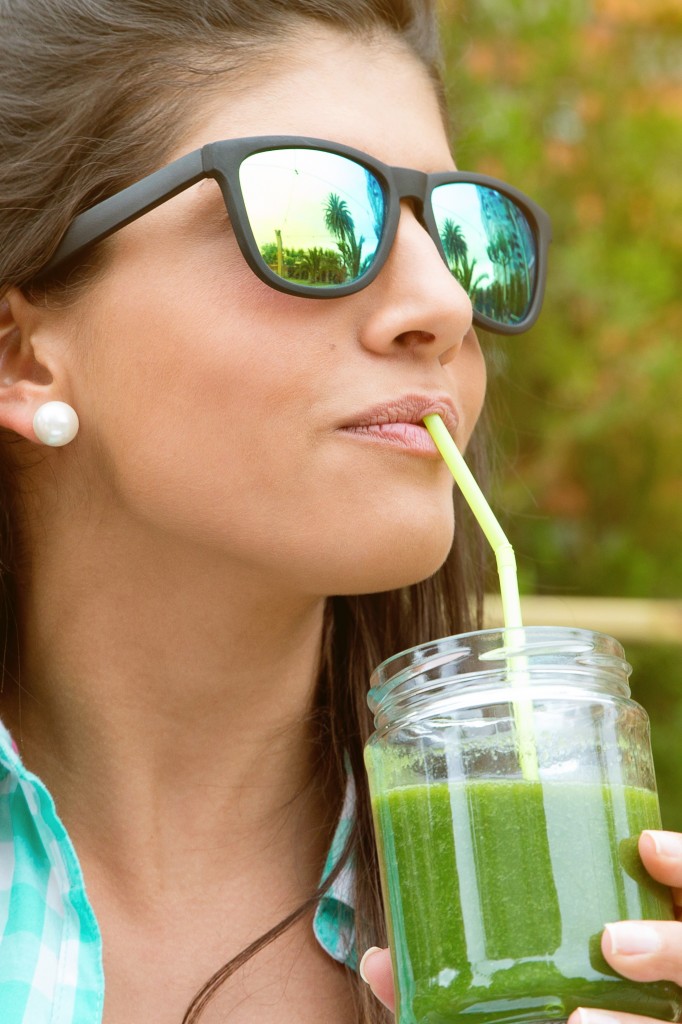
[438,0,682,829]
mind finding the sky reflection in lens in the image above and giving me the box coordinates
[433,183,536,324]
[240,149,536,322]
[240,149,383,286]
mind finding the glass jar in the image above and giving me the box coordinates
[364,627,681,1024]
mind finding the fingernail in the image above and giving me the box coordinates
[604,921,662,955]
[359,946,382,984]
[575,1010,622,1024]
[643,830,682,858]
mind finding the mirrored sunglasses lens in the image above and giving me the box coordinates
[239,149,385,288]
[432,183,537,326]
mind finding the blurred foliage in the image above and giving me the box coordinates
[437,0,682,828]
[627,644,682,831]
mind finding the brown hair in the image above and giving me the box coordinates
[0,2,487,1021]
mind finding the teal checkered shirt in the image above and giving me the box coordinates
[0,720,356,1022]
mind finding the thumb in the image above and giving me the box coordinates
[359,946,396,1012]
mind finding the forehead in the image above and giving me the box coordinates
[174,26,455,173]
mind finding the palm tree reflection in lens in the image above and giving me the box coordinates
[439,217,489,302]
[436,186,536,326]
[250,149,381,288]
[324,193,366,281]
[249,151,536,318]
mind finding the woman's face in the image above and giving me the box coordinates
[54,27,487,596]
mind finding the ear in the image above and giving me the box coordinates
[0,288,57,443]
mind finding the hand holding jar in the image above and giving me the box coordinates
[362,628,682,1024]
[361,829,682,1024]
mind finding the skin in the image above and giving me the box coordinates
[360,830,682,1023]
[0,24,486,1024]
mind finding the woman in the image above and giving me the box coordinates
[0,2,679,1023]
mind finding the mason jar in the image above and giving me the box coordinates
[364,627,681,1024]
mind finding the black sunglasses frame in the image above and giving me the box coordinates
[36,135,552,336]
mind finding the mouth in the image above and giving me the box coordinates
[337,394,459,456]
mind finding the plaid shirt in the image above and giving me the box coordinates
[0,720,356,1022]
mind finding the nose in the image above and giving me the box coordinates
[357,201,474,363]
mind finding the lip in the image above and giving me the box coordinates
[337,394,459,455]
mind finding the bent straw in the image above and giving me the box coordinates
[423,414,539,782]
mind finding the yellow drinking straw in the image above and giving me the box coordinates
[423,414,539,781]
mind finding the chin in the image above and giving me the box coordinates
[330,527,455,596]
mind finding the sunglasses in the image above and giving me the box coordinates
[37,136,552,335]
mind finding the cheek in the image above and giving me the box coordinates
[70,256,471,594]
[302,501,456,595]
[451,334,487,447]
[73,273,330,534]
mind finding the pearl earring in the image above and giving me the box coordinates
[33,401,80,447]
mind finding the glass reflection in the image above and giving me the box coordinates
[240,149,384,286]
[432,183,536,324]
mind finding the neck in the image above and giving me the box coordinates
[3,514,336,907]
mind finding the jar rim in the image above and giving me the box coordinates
[368,626,632,720]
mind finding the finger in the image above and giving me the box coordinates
[568,1007,675,1024]
[359,946,396,1012]
[638,832,682,913]
[639,832,682,884]
[601,920,682,985]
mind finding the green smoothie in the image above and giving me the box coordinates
[372,780,681,1024]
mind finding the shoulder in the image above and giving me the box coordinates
[0,717,104,1023]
